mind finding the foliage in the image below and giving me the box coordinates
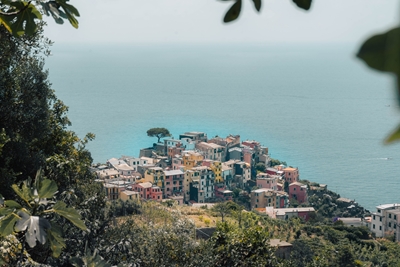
[212,201,242,222]
[146,127,171,143]
[0,23,107,266]
[222,0,311,23]
[210,221,282,266]
[270,158,287,167]
[0,0,79,36]
[255,162,266,173]
[0,171,86,265]
[0,23,95,199]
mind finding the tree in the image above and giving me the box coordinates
[212,201,241,222]
[210,222,282,266]
[255,162,266,173]
[0,23,111,266]
[0,24,95,199]
[0,0,79,36]
[146,127,171,143]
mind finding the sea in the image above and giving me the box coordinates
[45,43,400,211]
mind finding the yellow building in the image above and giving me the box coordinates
[120,191,140,201]
[138,167,164,188]
[182,152,203,170]
[210,161,223,183]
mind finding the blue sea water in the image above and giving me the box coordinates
[46,43,400,211]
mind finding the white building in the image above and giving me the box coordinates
[370,203,400,238]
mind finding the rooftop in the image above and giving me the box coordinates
[164,169,184,176]
[269,239,292,247]
[376,203,400,210]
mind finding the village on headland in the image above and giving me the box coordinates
[91,130,400,242]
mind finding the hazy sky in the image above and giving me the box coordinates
[45,0,398,45]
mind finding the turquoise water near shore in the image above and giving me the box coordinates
[46,43,400,211]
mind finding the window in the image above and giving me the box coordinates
[389,214,392,219]
[389,222,392,227]
[378,209,381,213]
[373,224,375,229]
[373,215,376,220]
[395,224,397,229]
[380,217,382,222]
[395,215,397,220]
[379,226,382,230]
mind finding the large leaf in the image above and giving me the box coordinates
[292,0,312,10]
[57,0,80,28]
[52,201,87,230]
[0,213,19,236]
[0,207,14,216]
[8,1,42,36]
[12,181,34,206]
[38,179,58,199]
[224,0,242,23]
[47,222,66,258]
[15,211,51,248]
[4,200,22,209]
[357,27,400,74]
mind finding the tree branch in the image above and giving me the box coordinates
[0,1,31,16]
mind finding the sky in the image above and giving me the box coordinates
[44,0,399,45]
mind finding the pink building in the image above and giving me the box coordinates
[289,182,308,204]
[256,173,278,191]
[133,182,153,199]
[243,152,252,166]
[283,167,299,183]
[214,183,233,201]
[163,170,184,198]
[150,186,163,201]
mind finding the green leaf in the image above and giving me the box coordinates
[0,213,19,236]
[0,207,14,216]
[8,2,42,36]
[57,0,80,28]
[0,15,13,33]
[4,200,22,209]
[53,201,87,231]
[47,222,66,258]
[385,124,400,144]
[292,0,312,10]
[12,180,34,206]
[357,27,400,74]
[15,211,51,248]
[224,0,242,23]
[70,249,111,267]
[38,179,58,199]
[252,0,261,12]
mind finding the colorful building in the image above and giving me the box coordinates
[289,182,308,204]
